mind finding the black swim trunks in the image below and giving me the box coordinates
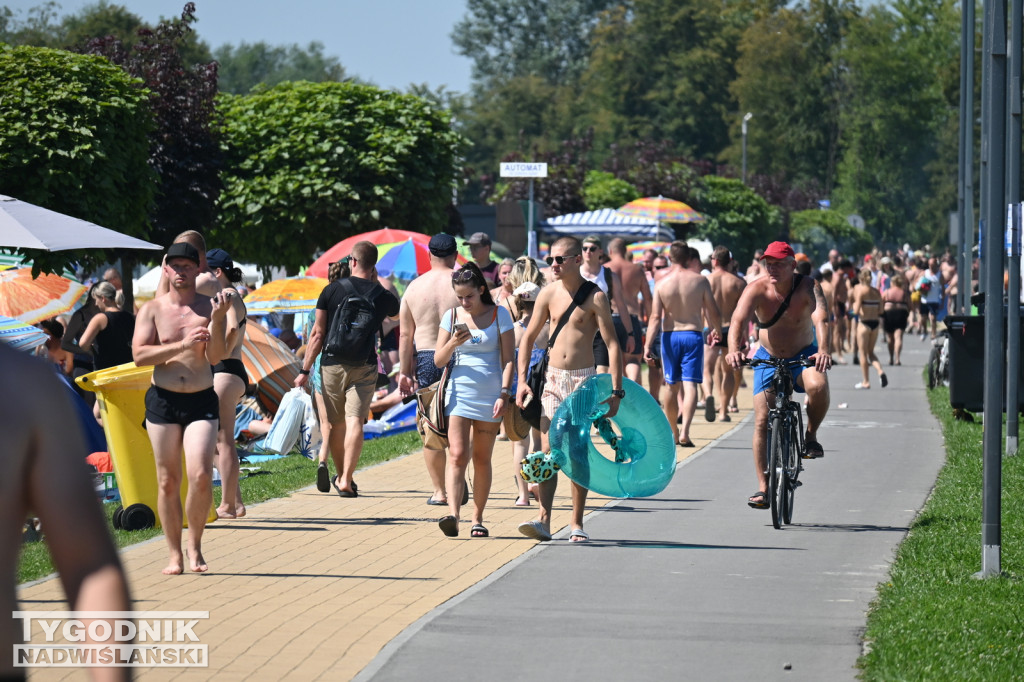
[594,314,631,366]
[212,358,249,385]
[702,325,730,348]
[379,327,399,352]
[145,385,219,426]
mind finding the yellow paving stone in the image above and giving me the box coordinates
[21,371,753,681]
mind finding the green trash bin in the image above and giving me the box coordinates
[77,362,216,531]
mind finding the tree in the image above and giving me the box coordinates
[789,208,873,263]
[582,170,637,210]
[0,44,154,276]
[214,81,465,270]
[834,1,956,248]
[214,40,348,94]
[82,3,222,248]
[691,175,782,265]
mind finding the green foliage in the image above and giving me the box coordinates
[582,170,638,210]
[834,1,958,248]
[214,81,465,270]
[858,383,1024,680]
[790,209,874,263]
[0,44,154,275]
[214,40,348,95]
[691,176,782,265]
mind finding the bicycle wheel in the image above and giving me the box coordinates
[783,420,800,524]
[769,415,783,529]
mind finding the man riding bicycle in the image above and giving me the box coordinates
[725,241,832,509]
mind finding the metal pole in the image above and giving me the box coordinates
[527,178,537,260]
[977,0,1006,578]
[1007,204,1020,456]
[959,0,976,314]
[1007,0,1021,456]
[742,112,752,185]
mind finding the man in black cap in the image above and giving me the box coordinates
[466,232,499,287]
[397,233,463,506]
[133,241,231,574]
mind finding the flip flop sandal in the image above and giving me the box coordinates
[470,524,489,538]
[438,515,459,537]
[803,440,824,459]
[569,529,590,542]
[747,491,769,509]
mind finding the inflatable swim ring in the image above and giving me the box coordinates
[547,374,675,498]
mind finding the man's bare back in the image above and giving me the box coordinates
[607,257,649,318]
[402,268,460,351]
[654,269,719,332]
[709,268,745,324]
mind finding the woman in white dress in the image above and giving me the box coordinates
[433,262,515,538]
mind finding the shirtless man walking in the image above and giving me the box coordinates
[397,233,462,506]
[133,242,229,574]
[702,246,745,422]
[645,241,722,447]
[605,237,651,384]
[579,236,636,372]
[515,236,624,543]
[726,241,832,510]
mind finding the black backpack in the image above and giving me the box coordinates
[323,278,384,364]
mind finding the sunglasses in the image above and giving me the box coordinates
[452,269,477,283]
[655,264,670,270]
[545,254,579,266]
[582,245,600,252]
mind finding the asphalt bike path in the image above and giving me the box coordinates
[362,341,946,681]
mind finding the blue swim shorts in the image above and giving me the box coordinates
[752,344,818,396]
[661,330,703,385]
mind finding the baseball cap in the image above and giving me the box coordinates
[206,248,234,270]
[166,242,200,265]
[759,241,795,260]
[428,233,458,257]
[794,252,810,263]
[466,232,491,246]
[880,256,892,265]
[512,282,541,301]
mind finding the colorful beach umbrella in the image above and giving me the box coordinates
[617,196,705,224]
[244,276,328,315]
[241,323,302,415]
[0,314,49,352]
[375,239,467,280]
[308,228,431,278]
[0,267,86,324]
[626,240,673,259]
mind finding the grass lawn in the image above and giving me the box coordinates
[858,383,1024,679]
[18,430,423,584]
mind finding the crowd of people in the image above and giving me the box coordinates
[16,231,966,576]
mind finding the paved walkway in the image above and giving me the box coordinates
[20,369,747,681]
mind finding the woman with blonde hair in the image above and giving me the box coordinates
[850,267,887,389]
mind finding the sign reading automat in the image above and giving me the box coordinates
[499,162,548,178]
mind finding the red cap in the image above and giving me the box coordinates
[760,241,795,260]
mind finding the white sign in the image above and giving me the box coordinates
[500,162,548,178]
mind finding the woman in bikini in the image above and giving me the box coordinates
[850,268,887,389]
[882,272,910,366]
[207,249,250,519]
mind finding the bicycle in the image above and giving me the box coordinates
[743,356,814,529]
[926,328,950,390]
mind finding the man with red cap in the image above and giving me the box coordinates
[726,241,832,510]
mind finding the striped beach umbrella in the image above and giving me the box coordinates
[241,323,302,414]
[617,196,705,224]
[0,314,49,352]
[308,228,432,278]
[244,276,328,315]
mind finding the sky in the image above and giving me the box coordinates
[3,0,474,93]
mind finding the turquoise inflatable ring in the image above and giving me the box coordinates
[547,374,676,498]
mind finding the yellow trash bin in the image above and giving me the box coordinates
[77,362,217,531]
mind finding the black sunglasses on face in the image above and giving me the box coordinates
[545,254,578,265]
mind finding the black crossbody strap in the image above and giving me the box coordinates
[547,281,598,349]
[756,274,804,330]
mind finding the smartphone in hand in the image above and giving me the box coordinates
[453,322,470,335]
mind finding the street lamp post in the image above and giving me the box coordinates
[742,112,753,185]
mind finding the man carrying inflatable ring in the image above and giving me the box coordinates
[515,236,625,543]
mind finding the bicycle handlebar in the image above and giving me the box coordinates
[741,356,815,370]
